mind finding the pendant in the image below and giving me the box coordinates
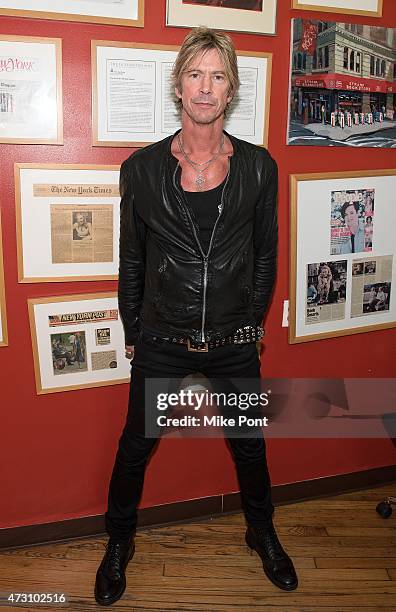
[195,173,205,191]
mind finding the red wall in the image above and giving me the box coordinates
[1,1,395,530]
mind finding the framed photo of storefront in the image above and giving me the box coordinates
[292,0,383,17]
[0,210,8,347]
[15,164,120,283]
[290,170,396,344]
[92,41,272,147]
[0,35,62,145]
[0,0,144,27]
[28,292,130,394]
[287,18,395,148]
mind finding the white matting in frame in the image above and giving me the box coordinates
[0,35,62,145]
[0,0,144,27]
[15,164,120,283]
[92,41,272,147]
[28,292,130,394]
[0,210,8,347]
[290,170,396,344]
[166,0,277,36]
[292,0,382,17]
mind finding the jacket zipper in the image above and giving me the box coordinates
[172,163,230,342]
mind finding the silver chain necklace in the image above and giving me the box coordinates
[177,132,225,191]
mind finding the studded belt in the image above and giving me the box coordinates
[146,325,264,352]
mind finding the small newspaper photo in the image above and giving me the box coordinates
[330,189,374,255]
[95,328,111,345]
[50,204,113,264]
[351,255,393,318]
[306,260,347,325]
[51,331,87,375]
[0,79,42,126]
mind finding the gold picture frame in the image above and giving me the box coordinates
[290,169,396,344]
[0,210,8,347]
[292,0,383,17]
[92,40,272,148]
[0,35,63,145]
[28,292,130,394]
[0,0,144,27]
[15,163,121,283]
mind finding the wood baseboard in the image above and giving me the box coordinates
[1,465,395,550]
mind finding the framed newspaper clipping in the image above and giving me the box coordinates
[166,1,277,36]
[92,40,272,148]
[290,170,396,344]
[0,210,8,347]
[292,0,382,17]
[28,292,130,394]
[0,35,62,145]
[0,0,144,27]
[15,164,120,283]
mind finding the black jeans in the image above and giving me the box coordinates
[104,336,274,541]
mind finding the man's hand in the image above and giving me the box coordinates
[125,345,135,360]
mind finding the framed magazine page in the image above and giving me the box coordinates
[0,35,62,145]
[28,292,130,394]
[0,210,8,347]
[290,170,396,344]
[292,0,382,17]
[92,41,272,147]
[166,0,277,36]
[15,164,120,283]
[0,0,144,27]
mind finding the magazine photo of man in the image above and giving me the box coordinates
[340,201,365,254]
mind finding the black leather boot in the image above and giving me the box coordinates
[94,537,135,606]
[246,522,298,591]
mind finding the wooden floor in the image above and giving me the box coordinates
[0,484,395,611]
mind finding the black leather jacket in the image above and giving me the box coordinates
[118,130,278,345]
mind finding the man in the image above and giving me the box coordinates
[375,286,387,311]
[364,223,373,250]
[367,286,378,311]
[316,264,333,305]
[340,201,365,254]
[307,280,318,303]
[94,27,297,606]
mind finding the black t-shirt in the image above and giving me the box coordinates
[184,179,226,253]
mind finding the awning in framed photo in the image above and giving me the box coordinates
[166,0,277,36]
[15,164,121,283]
[0,35,62,145]
[0,0,144,27]
[92,41,272,147]
[287,18,395,148]
[289,170,396,344]
[292,0,383,17]
[0,210,8,347]
[28,292,130,394]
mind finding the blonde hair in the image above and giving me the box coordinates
[172,26,240,110]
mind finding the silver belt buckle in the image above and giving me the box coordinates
[187,338,209,352]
